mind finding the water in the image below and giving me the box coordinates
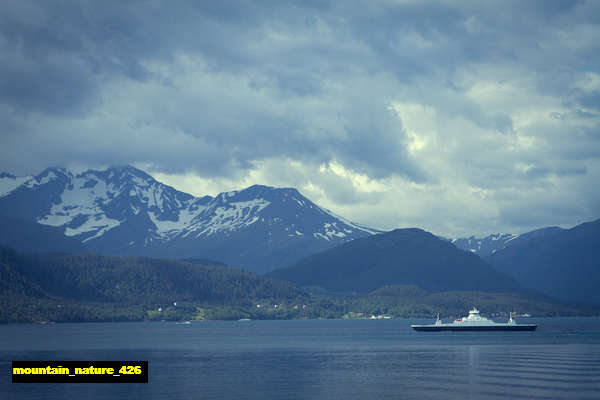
[2,318,600,399]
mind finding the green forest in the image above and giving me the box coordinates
[0,246,595,323]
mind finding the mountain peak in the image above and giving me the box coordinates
[241,184,300,193]
[389,227,430,236]
[270,225,524,294]
[0,172,34,198]
[222,184,303,203]
[18,167,73,190]
[0,165,379,272]
[245,184,274,190]
[37,167,72,179]
[450,226,572,258]
[105,165,154,181]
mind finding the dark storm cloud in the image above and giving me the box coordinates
[0,2,132,113]
[1,1,595,104]
[1,0,599,235]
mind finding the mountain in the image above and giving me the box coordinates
[487,219,600,304]
[450,227,565,258]
[450,233,520,257]
[3,245,589,323]
[269,228,525,294]
[0,166,378,272]
[0,216,84,254]
[0,166,200,246]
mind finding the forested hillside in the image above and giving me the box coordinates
[1,244,596,323]
[0,246,307,322]
[270,228,524,294]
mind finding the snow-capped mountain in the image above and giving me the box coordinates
[450,227,566,259]
[0,166,198,244]
[0,166,379,272]
[450,233,520,258]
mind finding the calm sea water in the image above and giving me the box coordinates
[1,318,600,399]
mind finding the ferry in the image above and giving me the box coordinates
[411,308,537,332]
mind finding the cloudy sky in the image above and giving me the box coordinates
[1,0,599,237]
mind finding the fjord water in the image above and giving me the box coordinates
[2,318,600,399]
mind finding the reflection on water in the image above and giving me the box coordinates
[1,318,600,399]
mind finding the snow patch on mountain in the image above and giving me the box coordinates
[23,169,67,189]
[323,222,347,238]
[0,174,33,198]
[37,176,117,228]
[66,215,122,242]
[504,234,521,244]
[313,232,330,241]
[311,204,382,240]
[148,208,199,239]
[450,233,520,257]
[187,199,271,237]
[316,205,381,236]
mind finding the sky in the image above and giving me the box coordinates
[1,0,599,237]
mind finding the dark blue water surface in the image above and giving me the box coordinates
[2,318,600,399]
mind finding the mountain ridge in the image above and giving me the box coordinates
[269,228,527,294]
[0,166,379,272]
[449,226,566,258]
[487,219,600,304]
